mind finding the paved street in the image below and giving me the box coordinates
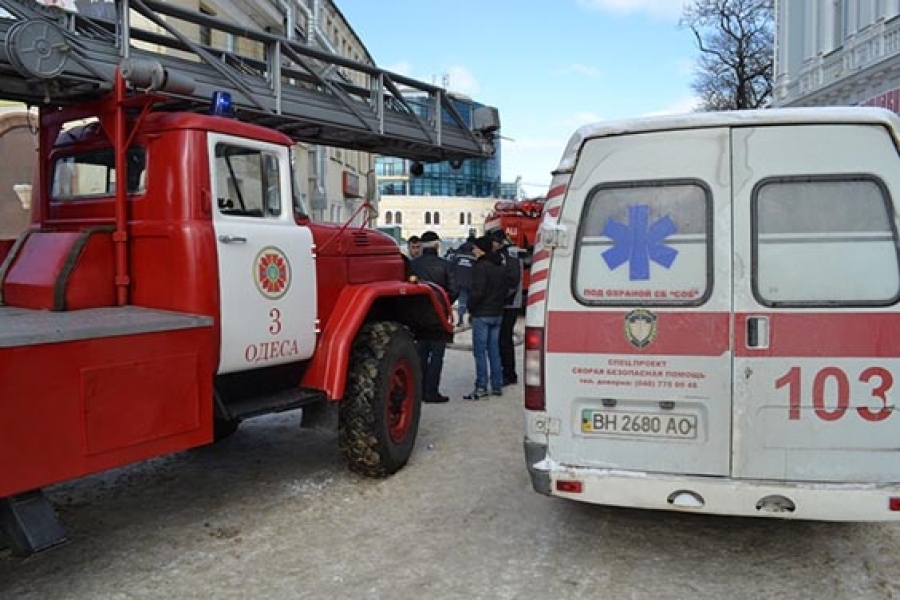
[2,327,900,599]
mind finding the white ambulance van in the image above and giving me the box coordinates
[524,107,900,520]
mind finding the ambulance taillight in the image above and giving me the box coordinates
[890,498,900,511]
[556,480,583,494]
[524,327,545,411]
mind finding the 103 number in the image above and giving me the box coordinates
[776,366,893,422]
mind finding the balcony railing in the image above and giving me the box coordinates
[778,16,900,104]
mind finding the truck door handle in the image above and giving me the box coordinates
[218,235,247,244]
[746,316,770,349]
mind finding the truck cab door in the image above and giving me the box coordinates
[731,123,900,483]
[209,134,316,374]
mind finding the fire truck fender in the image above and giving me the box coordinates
[301,281,453,400]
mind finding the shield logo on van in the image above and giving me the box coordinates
[624,309,658,349]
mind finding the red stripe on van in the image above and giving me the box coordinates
[530,269,548,285]
[546,312,900,357]
[547,311,730,356]
[547,184,567,200]
[734,312,900,358]
[527,289,547,305]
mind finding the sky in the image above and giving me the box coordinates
[338,0,700,198]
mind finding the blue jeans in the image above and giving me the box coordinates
[416,339,447,399]
[456,288,470,325]
[471,315,503,392]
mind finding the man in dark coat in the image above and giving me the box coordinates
[411,231,458,403]
[490,228,523,386]
[463,235,507,400]
[452,235,476,327]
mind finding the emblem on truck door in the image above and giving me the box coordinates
[624,309,658,349]
[254,246,292,300]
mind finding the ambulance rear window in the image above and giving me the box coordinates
[753,176,900,306]
[573,180,711,306]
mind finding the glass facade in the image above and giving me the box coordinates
[375,93,509,198]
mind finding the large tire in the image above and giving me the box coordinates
[339,322,422,478]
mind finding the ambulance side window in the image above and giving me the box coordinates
[753,176,900,306]
[573,180,712,306]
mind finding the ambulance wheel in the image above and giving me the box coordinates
[339,321,421,478]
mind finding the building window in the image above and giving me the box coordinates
[459,212,466,225]
[434,212,441,225]
[425,212,431,225]
[467,212,472,225]
[833,0,845,48]
[395,211,402,225]
[385,211,393,225]
[199,4,213,47]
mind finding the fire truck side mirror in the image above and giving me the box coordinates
[365,171,380,223]
[13,184,32,211]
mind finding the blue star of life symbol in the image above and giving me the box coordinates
[601,204,678,280]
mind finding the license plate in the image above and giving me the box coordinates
[581,409,698,439]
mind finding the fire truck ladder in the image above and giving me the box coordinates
[0,0,499,162]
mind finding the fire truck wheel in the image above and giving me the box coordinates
[339,322,422,478]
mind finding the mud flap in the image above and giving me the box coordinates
[0,490,67,556]
[300,399,339,432]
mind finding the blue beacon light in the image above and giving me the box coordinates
[210,91,234,117]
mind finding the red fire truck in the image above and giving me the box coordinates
[0,0,498,555]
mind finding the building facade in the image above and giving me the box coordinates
[374,92,511,244]
[376,94,502,198]
[377,195,497,249]
[775,1,900,109]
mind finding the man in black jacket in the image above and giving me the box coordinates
[463,235,507,400]
[452,235,476,327]
[411,231,458,403]
[490,229,523,386]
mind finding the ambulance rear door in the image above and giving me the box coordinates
[731,122,900,483]
[543,126,733,476]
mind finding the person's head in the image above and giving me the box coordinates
[420,230,440,254]
[407,235,422,258]
[473,235,493,258]
[489,228,509,250]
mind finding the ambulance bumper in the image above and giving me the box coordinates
[530,459,900,521]
[524,439,551,495]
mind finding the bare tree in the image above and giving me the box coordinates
[681,0,774,111]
